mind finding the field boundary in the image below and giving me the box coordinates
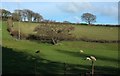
[7,29,120,43]
[78,38,120,43]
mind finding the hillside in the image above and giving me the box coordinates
[2,21,119,75]
[12,22,119,41]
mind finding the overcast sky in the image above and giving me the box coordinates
[1,2,118,24]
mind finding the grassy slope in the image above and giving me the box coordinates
[72,25,118,40]
[13,22,118,40]
[2,21,118,74]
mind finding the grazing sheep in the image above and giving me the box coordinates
[86,57,91,60]
[90,56,96,61]
[80,50,84,53]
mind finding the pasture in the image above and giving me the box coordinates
[12,22,119,41]
[2,21,119,75]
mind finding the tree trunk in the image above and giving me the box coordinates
[88,21,91,26]
[51,38,58,45]
[24,18,26,21]
[51,38,56,45]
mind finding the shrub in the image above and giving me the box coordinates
[7,27,14,32]
[7,18,13,28]
[10,30,27,39]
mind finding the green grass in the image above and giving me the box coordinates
[12,22,119,40]
[13,22,39,35]
[2,21,119,75]
[72,25,118,40]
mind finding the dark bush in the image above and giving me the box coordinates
[80,23,88,25]
[79,37,120,43]
[10,30,19,38]
[7,18,13,27]
[7,27,12,32]
[27,34,37,40]
[10,30,27,39]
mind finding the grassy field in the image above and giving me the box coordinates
[72,25,118,40]
[2,21,119,75]
[12,22,119,40]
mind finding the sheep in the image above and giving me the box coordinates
[86,56,96,61]
[80,50,84,53]
[90,56,96,61]
[86,57,91,60]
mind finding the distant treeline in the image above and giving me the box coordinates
[0,9,43,22]
[20,21,120,27]
[90,24,120,27]
[1,9,120,27]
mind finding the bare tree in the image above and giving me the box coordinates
[33,24,75,45]
[81,13,96,25]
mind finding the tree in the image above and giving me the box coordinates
[33,23,75,45]
[12,12,20,21]
[63,21,71,24]
[14,9,23,21]
[24,9,34,22]
[0,9,11,21]
[22,10,28,21]
[33,13,43,22]
[11,9,43,22]
[81,13,96,25]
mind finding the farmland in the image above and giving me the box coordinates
[2,21,119,75]
[12,22,119,41]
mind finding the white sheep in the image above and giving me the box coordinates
[80,50,84,53]
[86,57,91,60]
[90,56,96,61]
